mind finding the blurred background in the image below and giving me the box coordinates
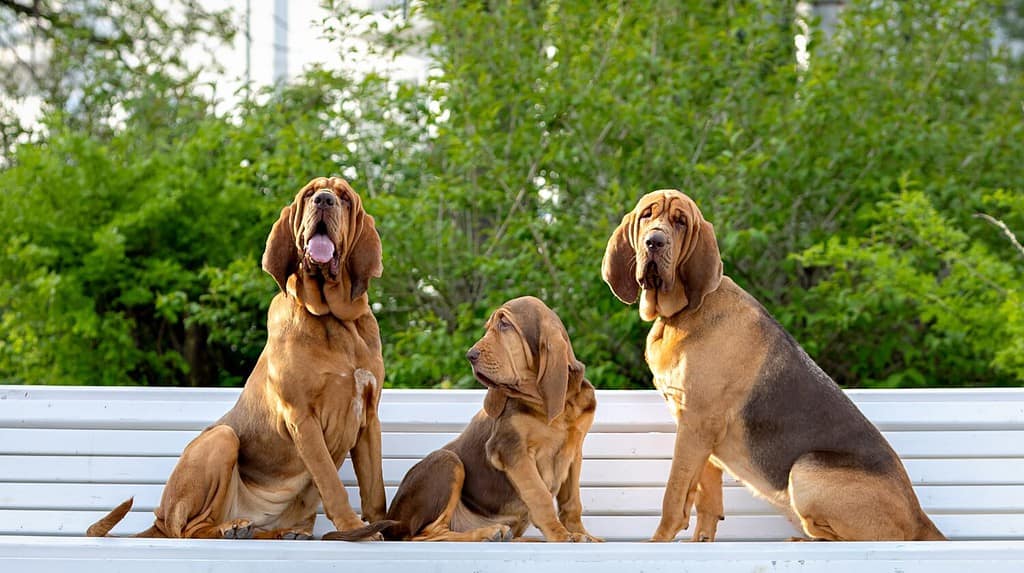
[0,1,1021,389]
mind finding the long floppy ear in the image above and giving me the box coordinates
[483,387,509,419]
[536,329,573,423]
[602,211,640,304]
[678,218,723,312]
[346,211,383,300]
[262,204,298,292]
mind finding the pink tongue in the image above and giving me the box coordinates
[307,235,335,263]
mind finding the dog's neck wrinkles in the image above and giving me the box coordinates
[639,285,688,322]
[287,273,370,321]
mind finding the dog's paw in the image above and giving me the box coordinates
[565,532,602,543]
[281,529,312,540]
[220,519,254,540]
[484,525,513,542]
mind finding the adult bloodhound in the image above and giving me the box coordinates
[602,189,945,542]
[88,177,389,541]
[350,296,600,542]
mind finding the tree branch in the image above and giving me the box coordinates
[974,212,1024,260]
[0,0,131,48]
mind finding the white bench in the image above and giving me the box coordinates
[1,385,1023,571]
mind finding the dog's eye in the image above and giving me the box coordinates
[498,317,512,331]
[674,215,687,228]
[639,207,653,220]
[339,193,352,205]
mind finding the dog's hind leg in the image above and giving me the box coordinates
[377,449,511,542]
[152,424,243,539]
[691,461,724,542]
[788,452,941,541]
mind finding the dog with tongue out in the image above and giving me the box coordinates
[262,176,384,322]
[86,177,390,541]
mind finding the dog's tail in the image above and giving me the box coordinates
[86,497,134,537]
[322,520,401,541]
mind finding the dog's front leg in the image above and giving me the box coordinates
[348,368,387,522]
[651,418,714,541]
[556,446,602,541]
[350,416,386,522]
[503,458,580,542]
[288,415,365,532]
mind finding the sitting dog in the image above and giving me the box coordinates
[88,177,388,540]
[358,296,600,542]
[602,189,945,542]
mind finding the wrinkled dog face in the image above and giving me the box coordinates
[602,189,723,321]
[262,176,383,304]
[295,178,354,278]
[466,296,582,422]
[467,304,537,404]
[633,192,691,294]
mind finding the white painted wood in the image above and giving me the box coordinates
[1,537,1023,573]
[4,509,1024,540]
[1,454,1020,486]
[1,385,1023,570]
[5,428,1024,458]
[6,482,1022,514]
[3,387,1023,431]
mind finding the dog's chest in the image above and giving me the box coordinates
[647,340,691,416]
[526,424,575,494]
[537,439,573,492]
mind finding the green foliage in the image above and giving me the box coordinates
[0,0,1021,388]
[0,0,234,155]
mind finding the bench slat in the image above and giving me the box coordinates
[3,510,1023,540]
[1,455,1021,487]
[3,538,1024,573]
[3,392,1022,432]
[5,386,1024,402]
[2,428,1023,458]
[3,483,1021,515]
[2,538,1024,573]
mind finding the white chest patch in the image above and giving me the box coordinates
[351,368,377,426]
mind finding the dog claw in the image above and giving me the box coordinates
[282,530,312,540]
[486,525,513,542]
[221,519,254,539]
[563,532,601,543]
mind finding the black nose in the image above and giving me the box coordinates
[466,348,480,363]
[313,191,336,208]
[645,230,667,251]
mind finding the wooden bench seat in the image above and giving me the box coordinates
[1,385,1023,571]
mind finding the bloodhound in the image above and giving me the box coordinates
[88,177,389,541]
[602,189,945,542]
[349,296,600,542]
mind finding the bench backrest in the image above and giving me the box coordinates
[1,386,1023,540]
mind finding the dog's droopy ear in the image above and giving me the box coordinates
[347,212,383,300]
[602,211,640,304]
[536,329,574,423]
[678,216,723,313]
[262,204,298,292]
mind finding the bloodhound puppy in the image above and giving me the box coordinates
[357,297,600,542]
[602,189,945,542]
[88,177,388,541]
